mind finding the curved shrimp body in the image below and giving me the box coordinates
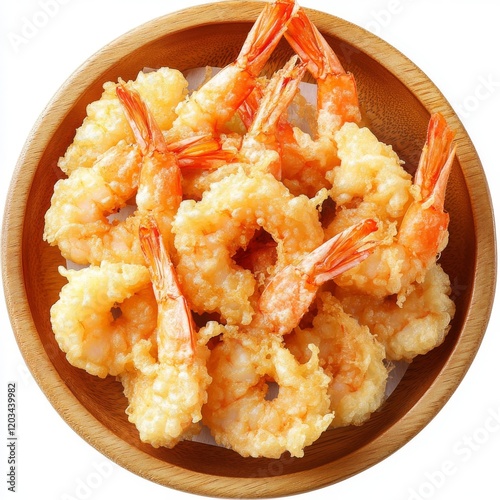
[172,168,325,326]
[336,263,456,362]
[58,67,188,175]
[330,113,456,302]
[119,219,214,448]
[44,85,199,266]
[50,262,156,378]
[203,331,333,458]
[43,141,146,265]
[167,0,297,141]
[279,7,362,197]
[286,291,387,428]
[327,122,414,223]
[259,218,379,335]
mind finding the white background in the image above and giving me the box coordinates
[1,1,499,499]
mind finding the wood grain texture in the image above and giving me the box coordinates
[1,1,496,497]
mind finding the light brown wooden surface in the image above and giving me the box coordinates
[1,1,496,497]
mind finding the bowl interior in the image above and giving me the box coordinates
[4,2,494,497]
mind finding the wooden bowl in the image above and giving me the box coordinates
[2,1,496,497]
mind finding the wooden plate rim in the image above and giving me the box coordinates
[1,1,496,497]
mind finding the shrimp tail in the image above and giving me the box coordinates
[414,112,456,209]
[303,219,379,286]
[118,84,234,168]
[241,55,307,179]
[237,0,298,77]
[285,7,345,78]
[284,7,361,130]
[174,135,237,169]
[258,219,379,335]
[237,55,306,133]
[139,217,196,356]
[116,83,168,154]
[250,55,307,135]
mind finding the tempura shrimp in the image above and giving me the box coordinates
[58,67,188,175]
[326,122,414,224]
[259,218,379,335]
[44,141,145,265]
[173,168,325,325]
[286,291,387,427]
[238,55,307,179]
[329,113,456,303]
[44,85,212,265]
[182,55,307,198]
[116,83,189,254]
[324,120,416,277]
[50,262,156,378]
[203,331,333,458]
[119,218,215,448]
[279,6,362,196]
[336,263,455,362]
[166,0,297,142]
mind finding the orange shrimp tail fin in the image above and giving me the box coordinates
[414,112,456,208]
[305,219,379,286]
[139,217,196,357]
[238,0,297,77]
[284,8,345,79]
[169,134,237,169]
[284,8,361,129]
[244,55,307,180]
[258,219,378,335]
[116,83,168,155]
[238,87,263,130]
[237,56,305,136]
[250,55,307,136]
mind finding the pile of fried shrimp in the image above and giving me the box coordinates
[44,0,456,459]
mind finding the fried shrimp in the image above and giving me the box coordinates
[116,84,189,254]
[43,1,459,459]
[336,263,455,362]
[173,168,325,325]
[280,6,362,196]
[181,55,307,198]
[58,67,188,175]
[324,120,416,277]
[166,0,297,142]
[119,218,215,448]
[44,85,213,266]
[327,122,414,224]
[50,262,156,378]
[203,221,383,458]
[44,141,145,265]
[286,291,387,428]
[238,55,307,179]
[285,7,361,137]
[259,218,379,335]
[329,113,456,303]
[203,331,333,458]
